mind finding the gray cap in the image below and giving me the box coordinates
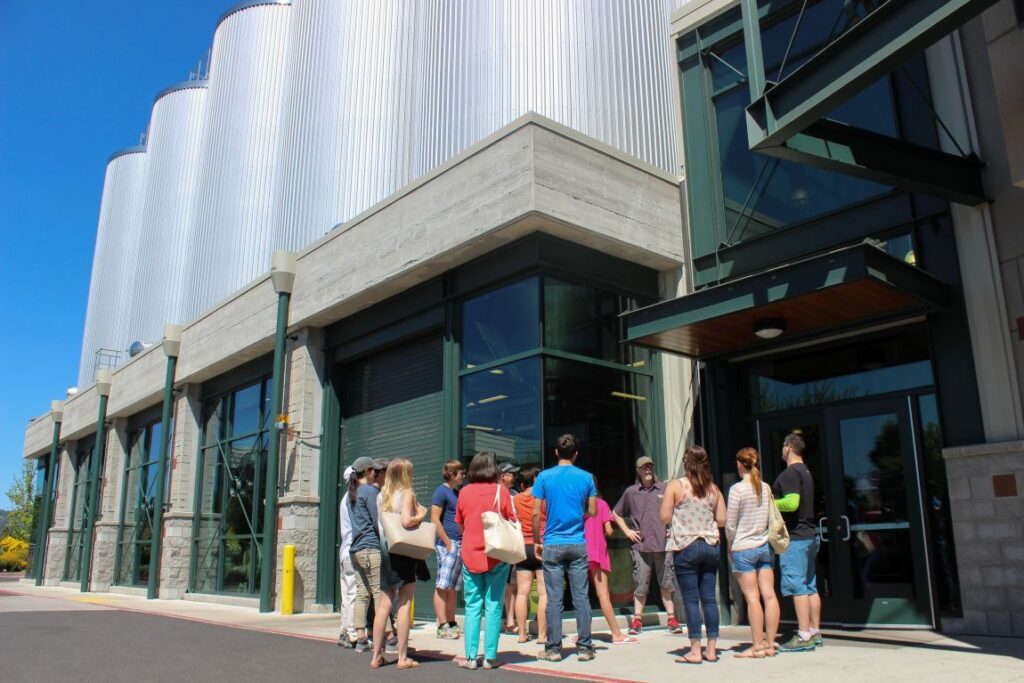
[351,456,375,473]
[372,458,389,470]
[499,462,520,474]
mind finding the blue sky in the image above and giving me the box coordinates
[0,1,226,508]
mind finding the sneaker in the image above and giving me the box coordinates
[449,622,463,637]
[437,624,453,639]
[386,635,399,653]
[338,634,356,648]
[778,634,816,652]
[482,659,500,669]
[627,618,643,635]
[537,648,562,662]
[354,638,371,653]
[667,617,683,634]
[813,632,823,647]
[577,647,596,662]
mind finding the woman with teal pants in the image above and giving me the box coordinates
[455,451,517,669]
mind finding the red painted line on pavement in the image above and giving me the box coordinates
[502,664,644,683]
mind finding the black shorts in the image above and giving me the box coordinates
[515,544,543,573]
[386,552,431,588]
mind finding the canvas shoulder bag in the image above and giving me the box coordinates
[380,490,437,560]
[766,483,791,554]
[482,485,527,564]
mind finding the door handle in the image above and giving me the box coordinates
[817,516,829,543]
[840,515,851,541]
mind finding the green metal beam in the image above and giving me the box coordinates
[147,353,178,599]
[260,289,291,613]
[745,0,1001,149]
[34,414,62,585]
[80,392,109,592]
[763,119,987,205]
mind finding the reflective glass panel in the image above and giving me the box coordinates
[461,358,542,466]
[462,278,540,368]
[221,537,254,593]
[544,278,620,362]
[231,382,263,439]
[918,394,960,613]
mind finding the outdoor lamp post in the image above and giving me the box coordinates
[260,251,296,613]
[81,370,112,592]
[34,400,64,585]
[147,323,182,599]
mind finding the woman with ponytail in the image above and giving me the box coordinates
[661,445,726,663]
[725,447,779,658]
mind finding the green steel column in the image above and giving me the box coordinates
[81,373,111,593]
[34,401,63,585]
[260,252,296,613]
[148,325,181,600]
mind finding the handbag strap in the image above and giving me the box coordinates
[492,483,502,512]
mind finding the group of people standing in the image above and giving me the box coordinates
[336,431,822,669]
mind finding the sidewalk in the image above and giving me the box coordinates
[6,581,1023,682]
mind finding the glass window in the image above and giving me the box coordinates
[462,278,540,368]
[461,358,542,466]
[746,332,934,414]
[918,394,960,614]
[115,420,165,586]
[543,278,621,362]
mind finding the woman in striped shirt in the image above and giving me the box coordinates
[726,447,780,658]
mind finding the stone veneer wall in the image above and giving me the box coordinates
[943,440,1024,636]
[159,515,193,599]
[275,499,320,612]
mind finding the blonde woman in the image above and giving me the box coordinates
[376,458,430,670]
[726,447,779,658]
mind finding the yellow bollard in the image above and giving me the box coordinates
[282,544,295,615]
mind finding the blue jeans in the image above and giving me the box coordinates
[673,539,720,640]
[462,563,510,661]
[542,543,592,651]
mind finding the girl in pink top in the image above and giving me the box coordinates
[584,476,638,645]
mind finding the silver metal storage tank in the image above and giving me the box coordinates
[128,81,209,346]
[78,147,148,387]
[273,0,423,252]
[183,0,291,321]
[415,0,680,175]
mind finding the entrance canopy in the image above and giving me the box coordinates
[623,243,950,359]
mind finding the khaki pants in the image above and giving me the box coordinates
[351,548,382,630]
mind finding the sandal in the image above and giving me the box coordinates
[611,636,639,645]
[703,649,719,663]
[735,648,766,659]
[370,656,392,669]
[517,636,532,643]
[675,653,703,664]
[397,660,421,669]
[761,646,777,657]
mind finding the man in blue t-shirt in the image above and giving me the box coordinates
[430,460,465,640]
[532,433,597,662]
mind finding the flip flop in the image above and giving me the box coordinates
[397,660,421,669]
[370,657,393,669]
[611,636,640,645]
[703,652,719,663]
[735,649,765,659]
[675,654,703,664]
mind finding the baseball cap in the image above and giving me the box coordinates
[351,456,375,473]
[498,462,521,474]
[372,458,389,470]
[635,456,655,468]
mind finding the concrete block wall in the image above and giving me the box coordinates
[275,500,320,613]
[43,531,68,586]
[281,327,325,499]
[91,419,127,591]
[158,383,202,598]
[943,440,1024,636]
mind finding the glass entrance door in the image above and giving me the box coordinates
[757,398,933,627]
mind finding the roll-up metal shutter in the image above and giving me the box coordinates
[340,335,444,621]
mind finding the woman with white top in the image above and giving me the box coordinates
[726,447,779,658]
[661,445,726,664]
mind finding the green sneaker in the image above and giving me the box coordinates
[813,632,823,647]
[778,634,816,652]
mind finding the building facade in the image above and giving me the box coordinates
[23,0,1024,637]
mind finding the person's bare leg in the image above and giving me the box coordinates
[371,589,394,667]
[810,592,822,631]
[757,569,780,655]
[504,583,516,630]
[515,571,532,641]
[591,569,627,640]
[705,636,718,661]
[793,595,811,635]
[535,570,547,643]
[659,587,677,623]
[735,573,764,656]
[434,587,449,632]
[396,584,417,666]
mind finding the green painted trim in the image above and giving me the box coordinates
[80,394,109,592]
[315,352,341,607]
[34,420,61,585]
[260,290,291,613]
[147,354,177,599]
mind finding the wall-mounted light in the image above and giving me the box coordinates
[754,318,786,340]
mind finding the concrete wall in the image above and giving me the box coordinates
[943,441,1024,636]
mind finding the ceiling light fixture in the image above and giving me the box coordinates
[465,424,496,432]
[478,394,509,404]
[754,318,786,340]
[610,391,647,401]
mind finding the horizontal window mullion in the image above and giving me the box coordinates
[539,348,656,376]
[458,348,544,376]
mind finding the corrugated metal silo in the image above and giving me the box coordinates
[416,0,680,174]
[272,0,423,252]
[183,0,291,321]
[78,147,148,387]
[128,81,209,345]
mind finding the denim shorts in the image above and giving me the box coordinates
[779,537,819,596]
[731,542,774,573]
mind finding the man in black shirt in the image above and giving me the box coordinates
[773,433,821,652]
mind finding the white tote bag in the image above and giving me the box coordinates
[482,485,527,564]
[380,491,437,560]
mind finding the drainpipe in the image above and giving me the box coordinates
[147,324,182,600]
[260,251,297,613]
[34,400,64,585]
[81,370,112,592]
